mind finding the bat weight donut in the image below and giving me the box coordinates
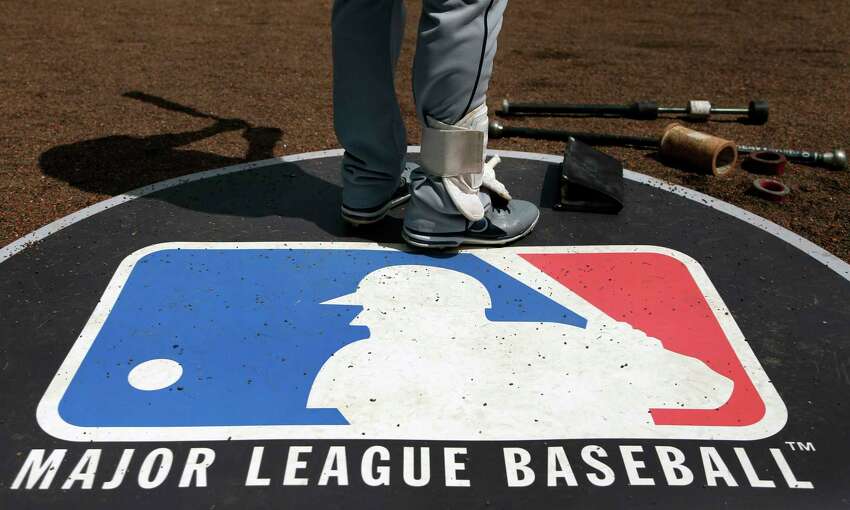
[743,151,788,175]
[751,178,790,202]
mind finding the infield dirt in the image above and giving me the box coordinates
[1,0,847,259]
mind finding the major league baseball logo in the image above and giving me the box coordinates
[37,243,787,441]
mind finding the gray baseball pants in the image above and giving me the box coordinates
[332,0,508,209]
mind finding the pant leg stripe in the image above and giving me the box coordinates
[458,0,496,123]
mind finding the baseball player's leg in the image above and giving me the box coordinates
[332,0,410,224]
[403,0,539,248]
[413,0,506,127]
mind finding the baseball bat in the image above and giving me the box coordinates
[499,99,769,124]
[489,122,847,171]
[737,145,847,171]
[488,122,658,149]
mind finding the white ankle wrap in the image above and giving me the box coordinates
[420,127,485,181]
[420,103,511,221]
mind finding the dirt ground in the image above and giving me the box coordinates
[1,0,848,260]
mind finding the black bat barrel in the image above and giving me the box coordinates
[500,100,659,120]
[489,122,659,149]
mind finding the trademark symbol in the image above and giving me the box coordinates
[785,441,816,452]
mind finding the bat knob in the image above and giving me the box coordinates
[748,100,770,125]
[489,121,505,139]
[827,149,848,171]
[501,98,511,115]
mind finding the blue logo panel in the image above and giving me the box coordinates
[58,249,586,427]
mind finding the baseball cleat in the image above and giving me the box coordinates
[403,198,540,249]
[340,164,414,225]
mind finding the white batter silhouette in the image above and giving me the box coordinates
[307,265,733,439]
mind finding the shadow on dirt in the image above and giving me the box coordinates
[40,91,287,196]
[37,91,381,239]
